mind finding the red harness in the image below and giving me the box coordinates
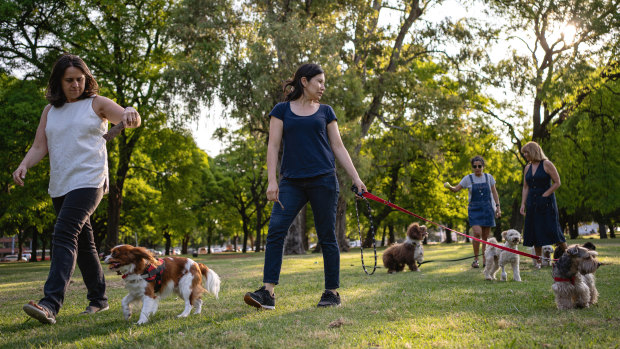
[122,259,166,292]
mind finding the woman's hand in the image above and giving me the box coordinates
[443,182,451,189]
[495,206,502,218]
[266,182,279,202]
[352,178,367,198]
[12,164,28,186]
[520,204,526,216]
[122,107,141,128]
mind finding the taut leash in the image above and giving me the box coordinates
[352,189,377,275]
[351,186,552,263]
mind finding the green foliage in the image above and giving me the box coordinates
[0,73,54,237]
[549,78,620,222]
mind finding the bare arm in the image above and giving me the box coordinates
[520,164,530,215]
[491,184,501,217]
[12,105,51,186]
[444,182,463,192]
[266,117,283,202]
[542,161,561,197]
[92,95,141,128]
[326,121,367,193]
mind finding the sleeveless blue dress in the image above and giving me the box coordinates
[523,160,566,247]
[468,173,495,227]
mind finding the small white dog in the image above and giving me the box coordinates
[483,229,522,282]
[529,245,554,267]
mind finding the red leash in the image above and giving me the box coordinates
[353,187,548,262]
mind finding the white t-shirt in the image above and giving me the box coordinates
[459,173,496,209]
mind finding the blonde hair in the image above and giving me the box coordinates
[521,141,548,162]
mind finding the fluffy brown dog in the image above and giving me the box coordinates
[382,223,428,273]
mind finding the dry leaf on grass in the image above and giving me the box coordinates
[328,318,346,328]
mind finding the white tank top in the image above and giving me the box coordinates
[45,97,108,198]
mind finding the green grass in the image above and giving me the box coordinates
[1,238,619,348]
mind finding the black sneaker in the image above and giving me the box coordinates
[244,286,275,310]
[317,290,341,307]
[23,301,56,324]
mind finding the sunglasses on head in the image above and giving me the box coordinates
[472,165,483,169]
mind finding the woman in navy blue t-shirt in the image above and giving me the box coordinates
[244,63,367,309]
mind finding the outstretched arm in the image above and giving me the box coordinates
[92,96,141,128]
[327,121,367,193]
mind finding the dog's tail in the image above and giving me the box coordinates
[198,263,221,299]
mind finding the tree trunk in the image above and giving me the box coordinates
[388,224,395,245]
[444,222,453,243]
[493,218,502,241]
[164,231,171,255]
[242,219,250,253]
[381,225,386,246]
[284,205,306,255]
[465,221,471,243]
[42,232,49,261]
[598,222,608,239]
[609,223,616,238]
[569,220,579,239]
[105,184,122,253]
[181,235,190,254]
[510,198,524,233]
[30,227,38,262]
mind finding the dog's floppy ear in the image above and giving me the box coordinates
[501,230,507,239]
[132,246,158,263]
[582,241,596,251]
[553,245,566,259]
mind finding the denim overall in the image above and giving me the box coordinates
[467,173,495,227]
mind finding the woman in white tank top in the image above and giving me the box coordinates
[12,54,141,325]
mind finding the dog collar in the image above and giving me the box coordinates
[553,276,575,285]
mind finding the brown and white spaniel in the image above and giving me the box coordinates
[105,245,220,324]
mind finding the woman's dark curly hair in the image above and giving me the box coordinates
[470,155,485,167]
[46,54,99,108]
[282,63,324,102]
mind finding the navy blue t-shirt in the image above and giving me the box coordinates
[269,101,338,179]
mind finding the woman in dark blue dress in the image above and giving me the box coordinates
[520,141,567,268]
[444,156,501,268]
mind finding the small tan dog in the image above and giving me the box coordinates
[530,245,554,267]
[483,229,522,282]
[551,244,599,310]
[382,223,427,273]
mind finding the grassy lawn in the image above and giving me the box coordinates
[1,238,619,348]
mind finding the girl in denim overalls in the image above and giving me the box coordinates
[444,156,502,268]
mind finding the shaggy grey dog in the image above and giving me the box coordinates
[551,244,599,310]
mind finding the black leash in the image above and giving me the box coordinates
[352,186,377,275]
[417,254,477,266]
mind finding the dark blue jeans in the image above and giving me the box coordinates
[263,174,340,290]
[39,187,108,315]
